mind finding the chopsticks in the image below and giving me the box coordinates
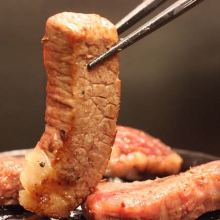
[87,0,205,70]
[116,0,167,35]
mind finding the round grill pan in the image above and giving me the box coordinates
[0,148,219,220]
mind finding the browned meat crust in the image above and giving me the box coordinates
[85,161,220,220]
[19,12,120,217]
[0,156,23,205]
[106,125,182,180]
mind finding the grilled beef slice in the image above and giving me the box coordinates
[19,12,120,218]
[85,161,220,220]
[106,125,182,180]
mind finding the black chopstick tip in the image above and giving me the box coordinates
[87,52,109,70]
[87,62,92,70]
[87,59,97,70]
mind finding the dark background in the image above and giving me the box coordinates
[0,0,219,155]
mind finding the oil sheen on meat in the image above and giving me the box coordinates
[85,161,220,220]
[19,12,120,217]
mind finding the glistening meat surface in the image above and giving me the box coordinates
[106,125,182,180]
[19,12,120,218]
[85,161,220,220]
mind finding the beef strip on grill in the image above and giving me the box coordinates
[19,12,120,218]
[106,125,182,180]
[0,126,182,205]
[0,156,23,205]
[84,161,220,220]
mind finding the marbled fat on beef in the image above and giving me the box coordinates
[85,161,220,220]
[0,126,182,205]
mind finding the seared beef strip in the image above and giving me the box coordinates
[19,12,120,217]
[106,125,182,180]
[85,161,220,220]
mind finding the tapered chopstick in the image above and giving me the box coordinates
[116,0,167,34]
[88,0,205,70]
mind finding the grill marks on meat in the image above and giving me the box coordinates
[106,126,182,180]
[85,161,220,220]
[1,155,220,219]
[0,156,23,205]
[19,12,120,217]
